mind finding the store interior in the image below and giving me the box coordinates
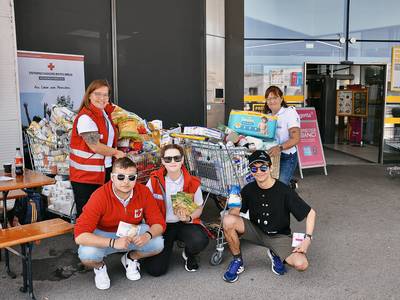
[305,63,386,163]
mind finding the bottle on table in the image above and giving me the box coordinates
[15,147,24,175]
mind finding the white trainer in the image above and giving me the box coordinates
[121,253,141,281]
[93,264,110,290]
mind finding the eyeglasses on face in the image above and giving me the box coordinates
[250,164,270,173]
[92,92,110,99]
[162,155,183,163]
[266,96,280,102]
[112,173,137,181]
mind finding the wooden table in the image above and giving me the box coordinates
[0,169,55,278]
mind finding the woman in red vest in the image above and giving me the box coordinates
[142,144,209,275]
[70,79,125,217]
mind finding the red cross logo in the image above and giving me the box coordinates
[48,63,55,71]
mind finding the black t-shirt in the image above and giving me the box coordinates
[240,180,311,236]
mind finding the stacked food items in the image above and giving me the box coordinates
[111,106,161,183]
[26,105,76,175]
[42,175,75,217]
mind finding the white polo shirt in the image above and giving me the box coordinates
[271,106,300,154]
[76,111,115,167]
[146,173,204,223]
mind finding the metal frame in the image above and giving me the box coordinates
[4,243,36,299]
[111,0,119,103]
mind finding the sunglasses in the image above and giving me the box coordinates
[250,164,270,173]
[112,173,137,181]
[162,155,183,163]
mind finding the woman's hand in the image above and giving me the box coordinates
[268,145,281,157]
[113,149,126,159]
[175,208,190,222]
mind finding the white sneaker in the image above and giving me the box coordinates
[121,253,141,281]
[93,264,110,290]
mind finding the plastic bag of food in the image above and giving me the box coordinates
[111,105,144,125]
[171,192,198,216]
[118,120,142,139]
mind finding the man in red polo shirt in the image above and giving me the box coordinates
[74,157,165,290]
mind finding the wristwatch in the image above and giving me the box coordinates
[279,144,284,151]
[304,233,313,240]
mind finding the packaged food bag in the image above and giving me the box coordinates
[228,110,277,139]
[171,192,198,216]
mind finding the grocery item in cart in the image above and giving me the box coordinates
[26,105,76,175]
[228,110,277,139]
[171,192,198,216]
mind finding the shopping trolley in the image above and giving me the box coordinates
[183,140,250,265]
[127,150,161,184]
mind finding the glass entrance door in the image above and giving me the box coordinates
[305,63,386,163]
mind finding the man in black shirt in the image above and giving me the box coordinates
[222,150,316,283]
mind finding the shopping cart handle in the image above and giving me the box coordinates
[170,133,209,141]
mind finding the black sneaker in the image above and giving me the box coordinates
[182,250,199,272]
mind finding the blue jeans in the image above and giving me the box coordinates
[279,152,298,185]
[78,224,164,262]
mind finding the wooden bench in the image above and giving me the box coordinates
[0,218,74,300]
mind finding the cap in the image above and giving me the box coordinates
[248,150,272,166]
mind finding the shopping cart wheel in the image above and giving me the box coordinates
[176,241,185,248]
[210,251,223,266]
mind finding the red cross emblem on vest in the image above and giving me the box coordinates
[48,63,55,71]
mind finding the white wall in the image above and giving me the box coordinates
[0,0,22,168]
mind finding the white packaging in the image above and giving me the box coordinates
[65,190,74,198]
[118,138,131,147]
[150,120,163,130]
[292,232,305,247]
[245,136,264,150]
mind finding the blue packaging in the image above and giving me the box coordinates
[228,110,277,139]
[227,185,242,208]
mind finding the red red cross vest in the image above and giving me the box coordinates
[149,166,202,224]
[69,103,118,185]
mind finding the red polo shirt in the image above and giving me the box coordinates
[74,181,166,238]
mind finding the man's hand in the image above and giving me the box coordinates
[131,233,151,248]
[268,145,281,157]
[113,236,131,250]
[292,238,311,254]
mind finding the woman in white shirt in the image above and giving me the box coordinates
[143,144,209,275]
[70,79,125,216]
[264,86,300,185]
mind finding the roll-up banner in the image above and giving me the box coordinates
[17,50,85,127]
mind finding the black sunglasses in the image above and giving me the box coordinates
[112,173,137,181]
[250,164,270,173]
[162,155,183,163]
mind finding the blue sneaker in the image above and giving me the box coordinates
[267,249,286,275]
[223,258,244,283]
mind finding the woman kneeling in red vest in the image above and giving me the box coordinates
[142,144,209,275]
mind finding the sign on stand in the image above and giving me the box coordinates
[296,107,327,178]
[17,51,85,127]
